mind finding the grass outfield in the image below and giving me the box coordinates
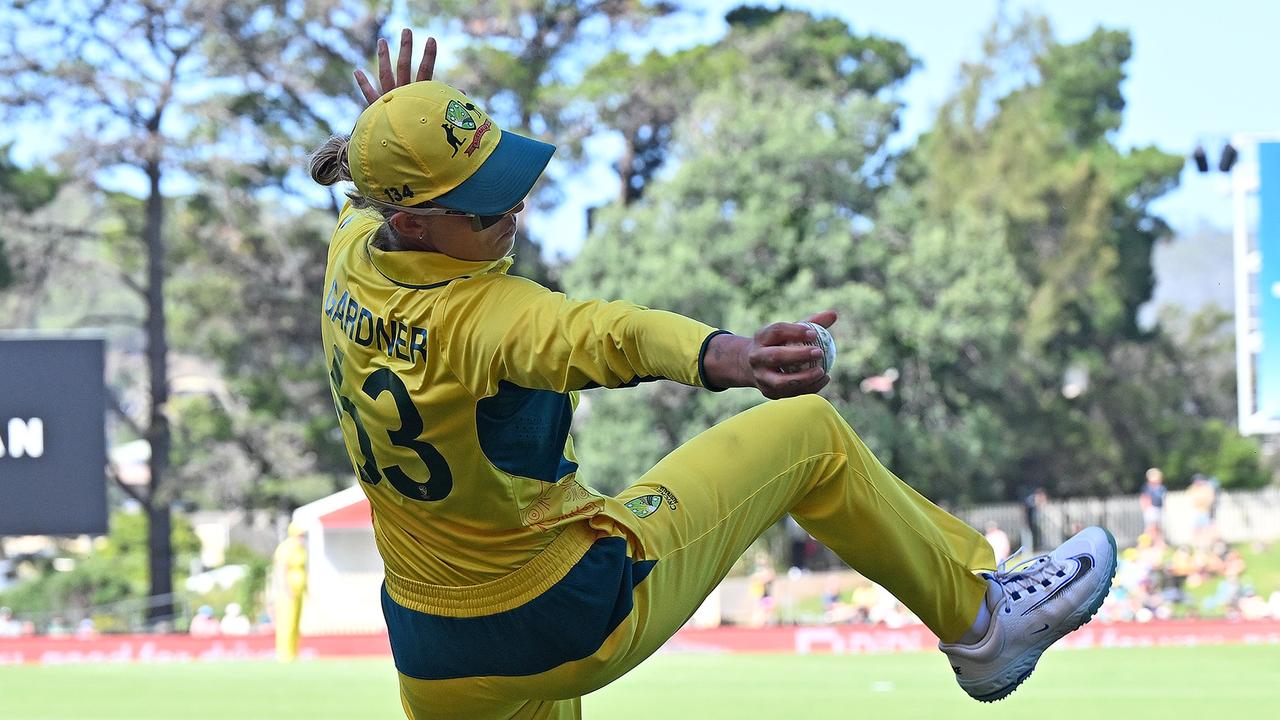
[0,645,1277,719]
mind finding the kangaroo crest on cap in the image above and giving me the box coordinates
[445,100,477,130]
[349,80,504,208]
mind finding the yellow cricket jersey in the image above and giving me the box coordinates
[320,202,725,588]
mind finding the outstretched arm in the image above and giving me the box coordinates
[440,272,837,400]
[354,28,438,106]
[702,310,837,399]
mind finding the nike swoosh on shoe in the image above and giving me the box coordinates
[1022,554,1094,616]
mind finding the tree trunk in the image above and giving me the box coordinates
[617,140,636,206]
[145,501,173,623]
[143,155,173,624]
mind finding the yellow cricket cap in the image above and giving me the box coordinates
[348,81,555,215]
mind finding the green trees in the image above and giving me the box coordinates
[578,7,914,205]
[0,147,63,291]
[0,0,391,619]
[0,4,1266,621]
[2,0,220,619]
[0,512,200,628]
[907,16,1258,496]
[403,0,679,287]
[0,0,685,614]
[565,9,916,492]
[565,10,1265,500]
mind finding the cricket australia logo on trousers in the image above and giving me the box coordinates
[625,495,663,518]
[625,486,680,518]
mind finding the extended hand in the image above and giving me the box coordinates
[354,28,438,106]
[702,310,839,399]
[745,317,835,399]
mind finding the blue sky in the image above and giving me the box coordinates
[5,1,1277,259]
[529,0,1280,257]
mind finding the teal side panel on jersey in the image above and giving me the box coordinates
[476,381,579,482]
[382,536,656,680]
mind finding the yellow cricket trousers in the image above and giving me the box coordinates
[391,395,995,719]
[275,595,303,662]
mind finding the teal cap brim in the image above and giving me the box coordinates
[432,132,555,215]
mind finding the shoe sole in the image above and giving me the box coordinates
[967,529,1119,703]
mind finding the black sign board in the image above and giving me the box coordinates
[0,337,107,535]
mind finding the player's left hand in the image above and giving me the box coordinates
[354,28,438,106]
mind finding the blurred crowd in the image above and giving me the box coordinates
[1097,534,1280,622]
[0,602,272,638]
[1095,467,1280,622]
[755,530,1280,630]
[743,475,1279,629]
[0,607,96,638]
[186,602,272,637]
[744,549,924,629]
[819,580,921,629]
[5,467,1277,637]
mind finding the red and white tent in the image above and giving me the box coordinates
[290,486,384,634]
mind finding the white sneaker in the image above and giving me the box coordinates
[939,526,1117,702]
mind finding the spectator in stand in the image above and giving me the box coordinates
[1187,473,1217,548]
[984,521,1012,562]
[1238,588,1271,620]
[1207,475,1222,521]
[784,515,811,573]
[820,577,857,624]
[46,616,72,637]
[850,583,878,625]
[1223,549,1247,581]
[1202,574,1242,615]
[1139,467,1167,542]
[867,587,918,629]
[0,607,20,637]
[746,552,776,628]
[1022,487,1048,552]
[220,603,252,636]
[1207,549,1253,618]
[1168,546,1197,603]
[74,617,97,639]
[190,605,220,637]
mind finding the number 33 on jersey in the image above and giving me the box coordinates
[320,201,721,582]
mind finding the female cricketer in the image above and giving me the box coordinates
[310,30,1118,720]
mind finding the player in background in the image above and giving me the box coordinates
[272,522,308,662]
[308,30,1118,720]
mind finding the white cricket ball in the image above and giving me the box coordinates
[785,321,837,374]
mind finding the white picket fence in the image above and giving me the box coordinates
[954,487,1280,552]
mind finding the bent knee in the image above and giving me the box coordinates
[770,393,839,423]
[741,395,842,439]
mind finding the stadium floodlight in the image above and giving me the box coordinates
[1220,142,1239,172]
[1193,145,1210,173]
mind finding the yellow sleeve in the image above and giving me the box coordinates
[439,274,729,396]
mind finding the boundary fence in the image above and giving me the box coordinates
[954,487,1280,552]
[3,620,1279,665]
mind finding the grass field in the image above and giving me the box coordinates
[1,644,1278,719]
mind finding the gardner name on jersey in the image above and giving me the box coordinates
[320,202,724,589]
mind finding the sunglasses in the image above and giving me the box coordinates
[368,197,516,231]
